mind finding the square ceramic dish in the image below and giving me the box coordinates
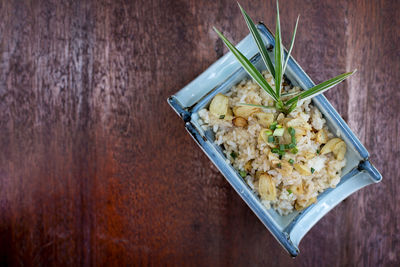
[168,23,381,257]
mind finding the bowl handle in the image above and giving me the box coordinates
[287,161,381,247]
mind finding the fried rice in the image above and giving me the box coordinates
[198,71,346,215]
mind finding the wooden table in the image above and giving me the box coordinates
[0,0,399,266]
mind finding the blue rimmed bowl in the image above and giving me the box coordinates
[167,23,381,257]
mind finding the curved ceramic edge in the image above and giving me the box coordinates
[287,164,380,248]
[167,96,190,122]
[184,122,299,257]
[174,34,259,108]
[359,160,382,182]
[191,54,263,114]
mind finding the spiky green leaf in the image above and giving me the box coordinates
[238,3,275,78]
[213,27,278,102]
[285,70,357,106]
[274,0,284,98]
[282,15,299,75]
[281,91,298,97]
[286,96,300,113]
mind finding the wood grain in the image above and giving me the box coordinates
[0,0,399,266]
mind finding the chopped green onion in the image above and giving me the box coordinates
[280,144,285,151]
[276,124,283,129]
[288,143,296,149]
[277,163,282,168]
[268,136,275,143]
[265,130,273,136]
[311,167,315,174]
[289,159,294,164]
[273,128,285,136]
[291,147,298,154]
[291,136,297,144]
[288,127,295,136]
[269,122,278,130]
[287,189,293,194]
[316,149,320,154]
[230,151,237,159]
[271,148,279,153]
[283,144,290,150]
[219,115,225,119]
[239,170,247,177]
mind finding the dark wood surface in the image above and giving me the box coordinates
[0,0,399,266]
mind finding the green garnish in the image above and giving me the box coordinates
[311,167,315,174]
[265,130,273,136]
[267,122,297,156]
[277,163,282,168]
[282,126,298,154]
[289,159,294,164]
[230,151,237,159]
[269,122,278,130]
[219,115,225,119]
[288,127,295,136]
[239,170,247,177]
[283,144,290,149]
[273,128,285,136]
[316,149,320,154]
[287,189,293,194]
[291,136,297,144]
[288,127,297,146]
[213,1,356,115]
